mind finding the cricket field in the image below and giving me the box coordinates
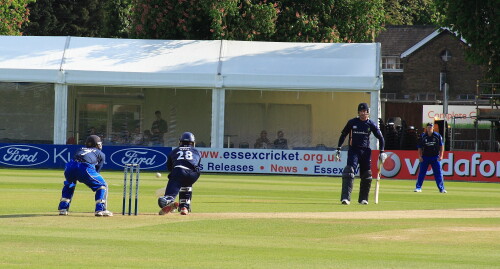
[0,168,499,268]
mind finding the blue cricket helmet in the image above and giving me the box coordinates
[179,132,195,144]
[358,103,370,113]
[85,135,101,148]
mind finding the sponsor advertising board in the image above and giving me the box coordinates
[0,143,170,171]
[0,143,498,182]
[199,148,346,175]
[422,105,491,128]
[373,150,500,182]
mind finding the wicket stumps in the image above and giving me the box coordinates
[122,164,140,215]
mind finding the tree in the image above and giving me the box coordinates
[102,0,132,38]
[384,0,441,25]
[275,0,384,43]
[22,0,127,37]
[21,0,57,36]
[130,0,385,43]
[435,0,499,82]
[130,0,207,39]
[0,0,34,35]
[207,0,277,41]
[130,0,276,40]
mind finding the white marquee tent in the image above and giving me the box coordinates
[0,36,382,147]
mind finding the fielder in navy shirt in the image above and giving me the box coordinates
[415,122,446,193]
[58,135,113,216]
[158,132,201,215]
[336,103,385,205]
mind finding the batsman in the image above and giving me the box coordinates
[158,132,201,215]
[336,103,386,205]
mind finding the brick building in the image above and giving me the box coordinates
[376,25,485,128]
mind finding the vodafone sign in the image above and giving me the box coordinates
[379,152,402,178]
[371,150,500,182]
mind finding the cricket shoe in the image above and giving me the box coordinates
[359,200,369,205]
[414,188,422,192]
[180,207,189,215]
[59,209,68,216]
[159,201,179,215]
[440,189,447,193]
[341,199,350,205]
[95,210,113,217]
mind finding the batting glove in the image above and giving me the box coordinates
[379,151,387,163]
[335,147,341,161]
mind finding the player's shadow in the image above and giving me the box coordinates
[0,213,94,218]
[0,214,54,218]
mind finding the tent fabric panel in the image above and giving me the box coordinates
[221,41,379,78]
[222,74,379,91]
[63,38,221,74]
[64,70,217,88]
[0,69,62,83]
[0,36,67,70]
[0,36,382,91]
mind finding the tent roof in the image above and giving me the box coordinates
[0,36,381,91]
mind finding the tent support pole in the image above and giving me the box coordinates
[370,90,381,150]
[54,83,68,144]
[211,88,225,148]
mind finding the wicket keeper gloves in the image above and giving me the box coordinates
[379,151,387,163]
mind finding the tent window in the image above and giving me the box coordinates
[0,82,54,144]
[68,86,212,147]
[224,90,370,149]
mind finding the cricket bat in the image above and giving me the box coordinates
[374,159,382,204]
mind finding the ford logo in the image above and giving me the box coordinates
[0,145,50,167]
[110,148,167,169]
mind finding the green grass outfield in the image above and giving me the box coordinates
[1,168,499,268]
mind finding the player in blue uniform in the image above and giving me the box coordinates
[336,103,385,205]
[158,132,201,215]
[415,122,446,193]
[58,135,113,216]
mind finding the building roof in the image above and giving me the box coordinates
[375,25,437,56]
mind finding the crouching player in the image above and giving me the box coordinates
[158,132,201,215]
[58,135,113,216]
[336,103,385,205]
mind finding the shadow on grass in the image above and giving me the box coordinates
[0,213,55,218]
[0,212,95,218]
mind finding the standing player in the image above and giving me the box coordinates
[158,132,201,215]
[58,135,113,216]
[415,122,446,193]
[336,103,385,205]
